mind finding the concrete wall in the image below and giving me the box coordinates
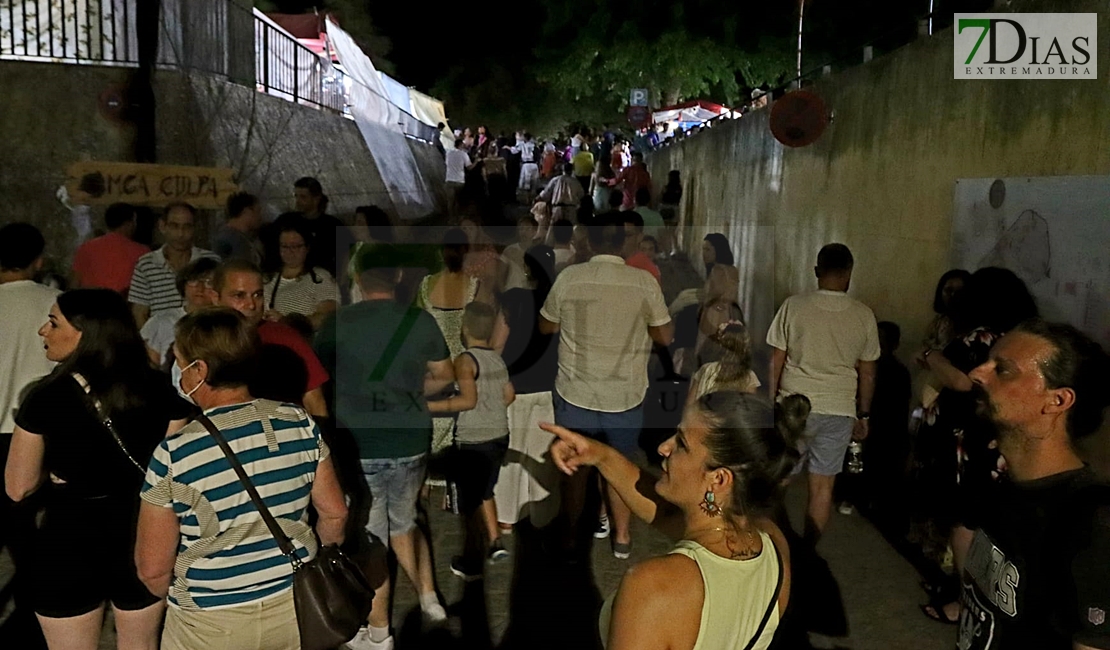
[646,0,1110,468]
[648,1,1110,363]
[0,63,446,270]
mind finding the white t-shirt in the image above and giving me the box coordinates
[140,306,187,365]
[541,255,671,412]
[445,149,471,184]
[766,289,880,417]
[0,280,60,433]
[263,268,340,318]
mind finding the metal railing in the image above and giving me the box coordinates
[0,0,348,113]
[252,10,346,112]
[0,0,446,140]
[0,0,138,64]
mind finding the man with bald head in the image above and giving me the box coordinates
[956,319,1110,650]
[211,259,329,418]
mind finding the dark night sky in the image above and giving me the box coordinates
[269,0,524,93]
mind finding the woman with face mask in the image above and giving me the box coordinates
[137,307,348,649]
[5,288,191,650]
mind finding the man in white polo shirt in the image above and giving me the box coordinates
[540,215,673,560]
[129,202,218,328]
[767,243,879,540]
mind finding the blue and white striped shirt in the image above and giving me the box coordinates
[141,399,329,610]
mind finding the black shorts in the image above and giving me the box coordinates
[453,437,509,512]
[30,494,159,618]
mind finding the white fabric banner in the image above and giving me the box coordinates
[326,16,396,128]
[327,17,435,219]
[381,73,413,114]
[409,88,454,152]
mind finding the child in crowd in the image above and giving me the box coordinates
[686,319,761,402]
[428,302,516,580]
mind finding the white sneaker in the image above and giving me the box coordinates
[837,503,855,516]
[594,514,611,539]
[422,601,448,624]
[344,628,395,650]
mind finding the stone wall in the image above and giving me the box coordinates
[648,1,1110,362]
[0,63,446,269]
[645,0,1110,466]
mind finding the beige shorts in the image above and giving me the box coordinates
[161,588,300,650]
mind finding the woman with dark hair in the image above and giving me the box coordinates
[702,233,735,278]
[418,228,481,452]
[262,215,339,330]
[660,170,683,224]
[545,392,809,650]
[494,245,561,529]
[923,269,971,352]
[5,288,190,649]
[916,267,1038,624]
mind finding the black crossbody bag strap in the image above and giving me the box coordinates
[742,538,786,650]
[195,413,302,566]
[71,372,145,475]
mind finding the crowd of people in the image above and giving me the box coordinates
[443,127,682,225]
[1,163,1110,650]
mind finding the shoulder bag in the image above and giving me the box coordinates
[196,413,373,650]
[71,372,146,475]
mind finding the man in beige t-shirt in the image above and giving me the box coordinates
[767,243,879,538]
[540,216,673,559]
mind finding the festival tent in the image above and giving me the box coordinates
[652,100,730,129]
[409,89,454,152]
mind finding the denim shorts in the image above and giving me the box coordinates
[361,453,427,544]
[553,392,644,458]
[795,413,856,477]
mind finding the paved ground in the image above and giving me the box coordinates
[0,476,956,649]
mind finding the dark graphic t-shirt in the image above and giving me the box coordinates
[957,467,1110,650]
[314,299,450,459]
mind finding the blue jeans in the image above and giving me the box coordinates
[553,392,644,457]
[360,453,427,544]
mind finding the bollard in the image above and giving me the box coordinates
[863,45,873,62]
[822,65,832,77]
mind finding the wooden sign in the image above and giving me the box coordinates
[65,161,238,209]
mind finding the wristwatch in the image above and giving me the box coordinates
[857,411,871,420]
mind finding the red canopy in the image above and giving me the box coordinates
[265,12,330,57]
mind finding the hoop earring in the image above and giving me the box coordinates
[700,490,721,517]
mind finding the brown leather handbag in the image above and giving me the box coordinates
[197,414,373,650]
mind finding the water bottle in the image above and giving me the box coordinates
[847,440,864,474]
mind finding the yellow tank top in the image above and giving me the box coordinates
[599,532,782,650]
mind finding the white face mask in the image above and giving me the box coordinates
[172,359,203,405]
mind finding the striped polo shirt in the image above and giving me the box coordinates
[262,267,340,319]
[129,246,219,316]
[141,399,329,610]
